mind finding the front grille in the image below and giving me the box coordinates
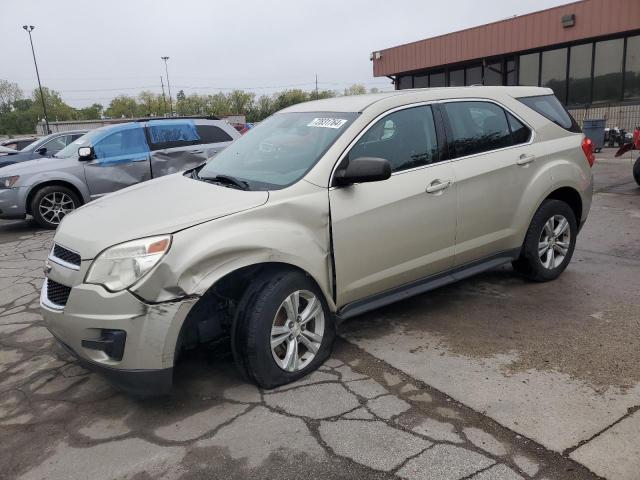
[52,244,81,268]
[46,279,71,307]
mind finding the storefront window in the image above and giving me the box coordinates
[429,72,445,87]
[414,74,429,88]
[541,48,568,103]
[505,58,517,85]
[593,38,624,103]
[484,61,503,85]
[624,35,640,100]
[465,65,482,85]
[567,43,592,105]
[449,69,464,87]
[398,76,413,90]
[519,53,539,86]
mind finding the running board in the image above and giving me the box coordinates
[336,249,520,321]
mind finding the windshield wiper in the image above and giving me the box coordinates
[199,174,250,190]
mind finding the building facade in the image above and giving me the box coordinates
[371,0,640,129]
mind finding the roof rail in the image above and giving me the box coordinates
[133,115,220,122]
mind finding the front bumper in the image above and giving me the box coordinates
[0,187,27,219]
[40,278,197,395]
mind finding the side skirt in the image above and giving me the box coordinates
[336,249,520,321]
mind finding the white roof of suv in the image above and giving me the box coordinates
[283,86,553,113]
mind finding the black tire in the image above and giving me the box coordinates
[232,268,335,389]
[633,156,640,186]
[30,185,81,229]
[512,199,577,282]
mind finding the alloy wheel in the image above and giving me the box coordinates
[270,290,325,372]
[39,192,75,225]
[538,214,570,269]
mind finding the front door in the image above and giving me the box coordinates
[83,124,151,197]
[330,105,457,307]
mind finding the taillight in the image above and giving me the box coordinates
[581,136,595,167]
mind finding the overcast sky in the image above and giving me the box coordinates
[2,0,571,108]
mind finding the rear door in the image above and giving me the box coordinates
[83,124,151,197]
[330,104,457,306]
[146,120,236,177]
[441,100,537,265]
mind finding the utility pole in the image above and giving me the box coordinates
[160,76,168,116]
[315,74,318,100]
[161,56,173,116]
[23,25,50,134]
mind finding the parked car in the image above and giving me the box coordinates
[0,136,39,151]
[0,145,18,155]
[39,87,593,395]
[0,118,239,228]
[0,131,87,168]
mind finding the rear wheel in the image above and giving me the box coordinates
[30,185,81,229]
[633,156,640,186]
[512,199,577,282]
[232,269,335,389]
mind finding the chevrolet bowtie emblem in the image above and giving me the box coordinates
[43,262,52,277]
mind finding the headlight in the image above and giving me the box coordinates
[85,235,171,292]
[0,176,20,189]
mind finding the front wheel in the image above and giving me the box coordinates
[512,199,577,282]
[30,185,81,229]
[232,269,335,389]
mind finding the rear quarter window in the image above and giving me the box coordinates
[518,94,581,133]
[196,124,233,144]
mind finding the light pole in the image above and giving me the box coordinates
[23,25,50,134]
[161,56,173,116]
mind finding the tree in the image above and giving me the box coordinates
[78,103,103,120]
[105,95,140,118]
[369,87,380,94]
[0,80,23,113]
[343,84,367,96]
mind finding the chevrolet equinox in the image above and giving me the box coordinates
[40,87,594,395]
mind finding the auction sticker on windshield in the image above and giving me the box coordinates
[307,118,348,129]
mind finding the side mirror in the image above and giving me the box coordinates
[35,147,47,155]
[78,146,94,161]
[334,156,391,186]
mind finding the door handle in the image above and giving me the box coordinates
[516,153,536,166]
[131,157,148,162]
[426,179,452,194]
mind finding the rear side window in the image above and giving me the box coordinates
[518,94,581,133]
[348,105,439,172]
[506,113,532,144]
[147,120,201,150]
[196,124,233,144]
[443,101,512,157]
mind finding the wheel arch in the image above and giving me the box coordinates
[544,186,582,225]
[25,180,86,215]
[174,261,331,355]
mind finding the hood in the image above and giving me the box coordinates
[0,155,75,178]
[54,173,269,259]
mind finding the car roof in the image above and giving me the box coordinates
[281,86,552,113]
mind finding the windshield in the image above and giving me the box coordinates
[54,127,111,158]
[198,112,357,190]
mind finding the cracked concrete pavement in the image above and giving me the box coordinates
[0,149,637,479]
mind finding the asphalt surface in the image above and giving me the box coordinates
[0,148,637,480]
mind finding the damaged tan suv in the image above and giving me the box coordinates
[40,87,594,394]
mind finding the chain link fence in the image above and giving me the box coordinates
[568,103,640,132]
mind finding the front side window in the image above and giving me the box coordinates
[443,101,512,157]
[347,105,438,173]
[198,112,357,190]
[42,136,67,154]
[94,126,149,159]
